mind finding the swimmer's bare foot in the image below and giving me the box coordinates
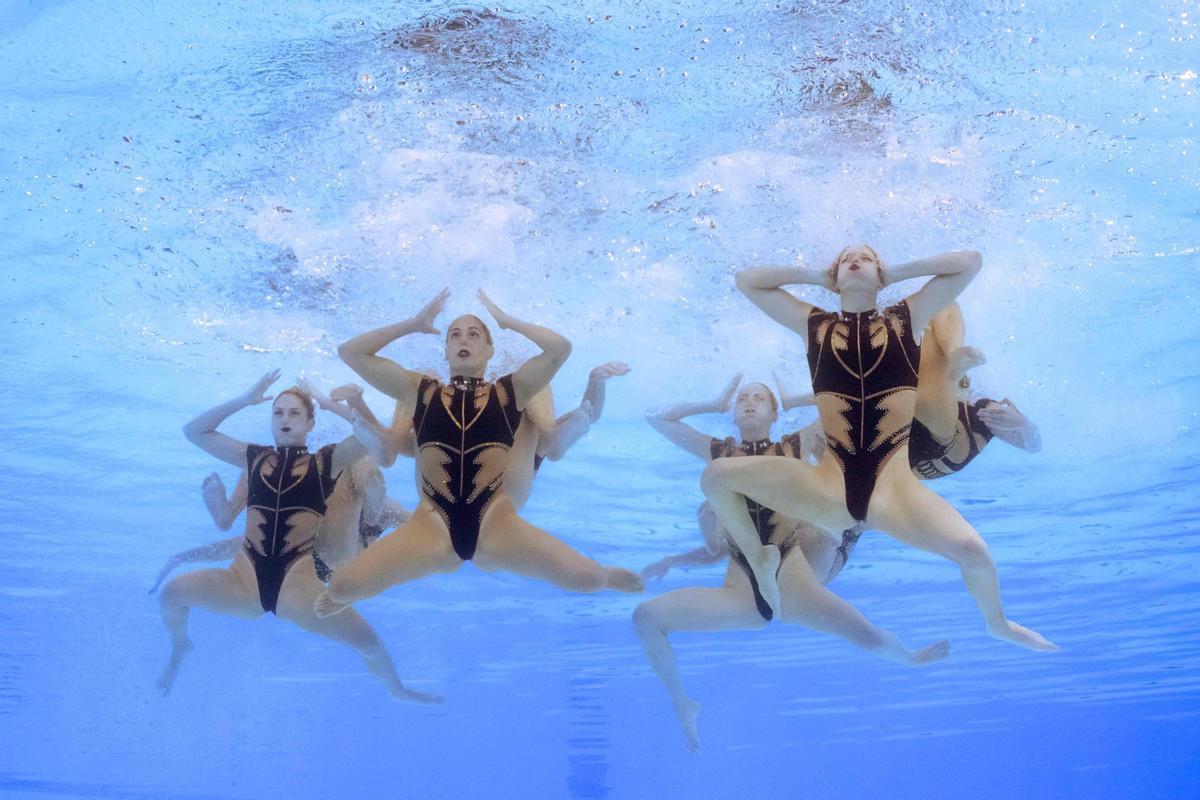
[948,346,986,379]
[988,620,1059,652]
[978,399,1042,453]
[674,697,702,752]
[313,590,351,618]
[157,639,193,696]
[909,639,951,666]
[605,566,645,593]
[749,544,782,617]
[393,686,445,705]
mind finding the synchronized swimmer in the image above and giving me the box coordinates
[155,249,1055,749]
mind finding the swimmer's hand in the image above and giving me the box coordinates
[242,369,281,406]
[201,472,227,509]
[977,399,1042,453]
[329,383,365,403]
[773,370,816,411]
[413,287,450,335]
[296,376,336,411]
[477,289,514,330]
[589,362,630,382]
[640,558,673,581]
[716,373,743,413]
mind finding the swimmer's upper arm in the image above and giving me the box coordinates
[645,414,715,461]
[185,429,249,467]
[902,251,982,332]
[735,271,815,345]
[341,352,424,407]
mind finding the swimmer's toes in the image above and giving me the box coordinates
[678,699,702,752]
[992,621,1059,653]
[758,545,783,616]
[913,639,952,666]
[398,688,445,705]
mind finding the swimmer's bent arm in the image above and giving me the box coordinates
[886,250,982,333]
[202,471,248,531]
[539,362,630,461]
[735,265,831,344]
[642,543,730,580]
[478,290,571,409]
[338,288,449,407]
[183,369,282,466]
[645,374,742,461]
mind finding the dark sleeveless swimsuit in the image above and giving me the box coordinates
[807,300,921,522]
[710,434,807,621]
[413,374,523,561]
[909,399,996,480]
[243,444,337,613]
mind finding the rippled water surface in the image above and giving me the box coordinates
[1,1,1198,798]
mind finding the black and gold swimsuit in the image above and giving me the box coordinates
[710,434,807,621]
[413,374,523,561]
[909,399,995,480]
[243,444,336,613]
[807,300,921,522]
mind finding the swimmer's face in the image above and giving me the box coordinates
[833,244,884,292]
[271,392,314,447]
[445,314,494,375]
[733,383,778,430]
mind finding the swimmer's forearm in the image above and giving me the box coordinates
[509,317,572,364]
[781,392,816,411]
[654,400,722,421]
[737,266,827,290]
[582,375,608,420]
[338,317,427,361]
[183,394,251,441]
[887,251,982,283]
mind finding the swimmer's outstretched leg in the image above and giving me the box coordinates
[777,545,950,666]
[277,568,443,704]
[148,536,240,594]
[475,499,644,593]
[873,485,1058,653]
[314,509,460,618]
[633,584,765,751]
[156,563,261,694]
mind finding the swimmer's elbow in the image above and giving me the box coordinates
[336,340,359,364]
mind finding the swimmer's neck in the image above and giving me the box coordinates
[449,366,486,379]
[838,287,878,314]
[736,422,773,443]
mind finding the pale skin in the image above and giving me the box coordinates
[313,290,642,620]
[637,377,950,750]
[914,303,1041,453]
[157,371,440,703]
[702,246,1057,652]
[149,381,412,593]
[504,361,631,510]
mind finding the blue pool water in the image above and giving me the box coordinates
[1,0,1197,797]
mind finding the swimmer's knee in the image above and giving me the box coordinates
[632,602,663,635]
[699,460,732,493]
[947,534,992,569]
